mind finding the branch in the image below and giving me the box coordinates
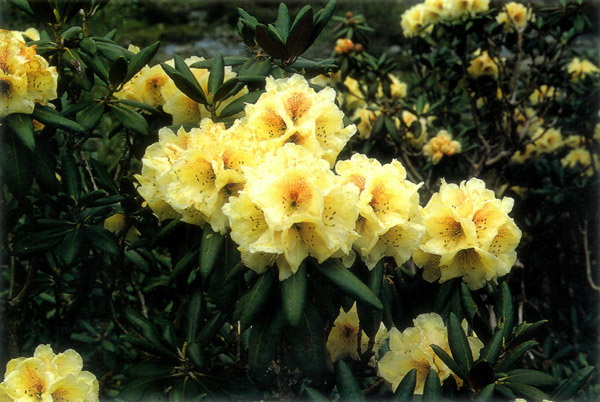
[580,220,600,291]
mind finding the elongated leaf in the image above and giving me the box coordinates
[239,269,277,331]
[422,369,442,400]
[281,262,307,327]
[173,54,208,103]
[90,158,118,193]
[200,225,224,281]
[335,360,366,401]
[83,224,119,257]
[189,56,247,69]
[393,368,417,401]
[169,247,199,283]
[287,304,327,377]
[125,41,159,82]
[111,104,148,134]
[208,53,224,98]
[248,308,285,381]
[503,369,560,387]
[467,361,495,394]
[77,51,109,83]
[213,78,241,103]
[256,24,288,61]
[495,340,538,373]
[286,7,313,58]
[77,101,105,132]
[309,0,336,45]
[476,383,495,401]
[33,136,60,194]
[59,226,83,266]
[510,320,547,347]
[6,113,35,151]
[80,37,97,55]
[461,283,479,321]
[13,228,71,256]
[551,366,595,400]
[275,3,290,42]
[319,259,383,310]
[504,382,548,400]
[196,312,226,347]
[161,64,207,105]
[186,341,206,369]
[61,150,81,198]
[1,130,33,199]
[357,261,384,338]
[7,0,34,16]
[115,99,161,114]
[303,385,329,401]
[219,90,263,118]
[109,56,128,87]
[478,329,504,366]
[33,105,85,133]
[431,344,463,380]
[497,282,515,341]
[123,310,176,358]
[448,312,473,379]
[185,289,204,342]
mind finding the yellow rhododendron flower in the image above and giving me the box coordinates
[565,135,584,148]
[0,344,98,402]
[335,154,425,270]
[400,4,432,37]
[422,130,462,164]
[326,302,388,364]
[224,144,359,280]
[0,30,58,116]
[532,127,564,154]
[334,38,355,54]
[117,63,170,108]
[514,107,543,138]
[467,49,498,78]
[422,0,448,23]
[561,148,598,176]
[161,56,248,125]
[243,74,357,166]
[413,178,522,290]
[378,313,483,394]
[567,58,600,81]
[136,119,267,234]
[511,143,536,164]
[496,2,534,32]
[376,74,408,100]
[342,75,365,110]
[401,110,430,149]
[352,105,380,139]
[529,85,558,105]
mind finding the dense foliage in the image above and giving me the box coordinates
[0,0,598,400]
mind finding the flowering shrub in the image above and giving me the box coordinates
[0,0,598,400]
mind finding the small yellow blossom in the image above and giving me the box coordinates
[422,130,462,164]
[467,49,498,79]
[561,148,599,176]
[378,313,483,394]
[496,2,534,32]
[352,105,380,139]
[564,135,584,148]
[334,38,355,54]
[0,344,98,402]
[529,85,558,105]
[0,30,58,116]
[511,143,536,164]
[326,302,388,364]
[401,4,432,38]
[567,58,600,81]
[532,127,564,154]
[335,154,425,269]
[401,110,430,149]
[413,178,522,290]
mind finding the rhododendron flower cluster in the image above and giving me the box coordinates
[400,0,490,37]
[567,57,600,81]
[0,344,99,402]
[423,130,462,164]
[0,29,58,116]
[378,313,483,394]
[413,178,522,290]
[467,49,499,78]
[495,2,535,32]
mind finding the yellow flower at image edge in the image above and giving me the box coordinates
[0,30,58,116]
[0,344,99,401]
[413,178,522,290]
[377,313,483,394]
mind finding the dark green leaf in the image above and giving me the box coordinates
[476,383,495,401]
[90,158,118,193]
[318,259,383,310]
[196,312,226,347]
[478,329,504,366]
[111,104,148,135]
[27,0,55,23]
[287,304,327,377]
[7,0,34,16]
[125,41,160,83]
[504,382,549,400]
[213,78,242,103]
[422,369,442,400]
[275,3,290,42]
[510,320,547,347]
[6,113,35,151]
[109,56,128,88]
[393,368,417,401]
[504,369,560,387]
[186,341,206,369]
[13,228,71,256]
[335,360,365,401]
[431,344,463,380]
[123,310,176,358]
[1,130,33,199]
[161,63,208,105]
[286,8,313,59]
[219,90,263,118]
[208,53,224,98]
[256,24,288,61]
[239,269,277,331]
[83,224,119,257]
[185,289,204,342]
[246,58,272,76]
[248,308,285,381]
[80,38,97,55]
[281,262,307,327]
[495,340,538,373]
[200,225,225,281]
[115,99,161,114]
[303,385,329,401]
[169,247,199,283]
[189,56,247,69]
[77,101,105,132]
[33,105,85,133]
[77,51,109,83]
[497,282,515,341]
[448,312,473,379]
[551,366,595,400]
[33,136,60,194]
[468,361,495,394]
[309,0,336,45]
[59,226,83,266]
[61,150,81,198]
